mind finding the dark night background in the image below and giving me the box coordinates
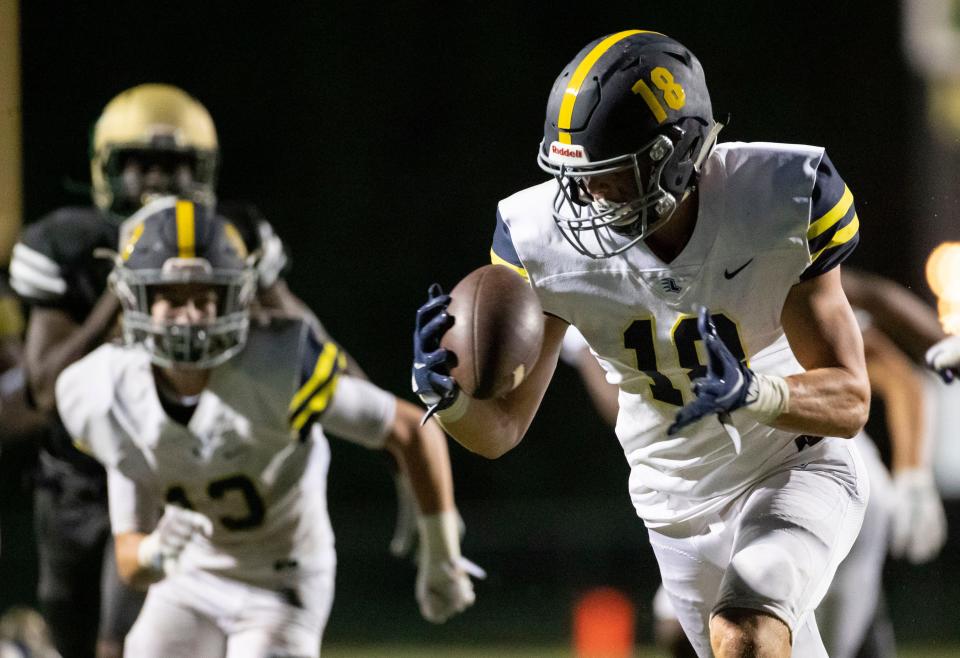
[3,0,959,649]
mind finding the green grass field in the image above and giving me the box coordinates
[322,644,960,657]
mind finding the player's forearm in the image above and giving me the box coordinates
[386,400,454,515]
[865,336,927,471]
[26,295,120,411]
[769,368,870,438]
[575,351,619,427]
[884,375,926,471]
[114,532,163,590]
[437,396,533,459]
[440,319,563,459]
[843,270,945,362]
[439,355,559,459]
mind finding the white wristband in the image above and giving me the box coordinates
[435,391,470,423]
[742,373,790,424]
[417,510,462,563]
[137,533,163,572]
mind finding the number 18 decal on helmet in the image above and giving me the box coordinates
[537,30,725,258]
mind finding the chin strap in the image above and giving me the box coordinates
[692,115,728,173]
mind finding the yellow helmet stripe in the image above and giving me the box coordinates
[556,29,655,144]
[121,222,145,262]
[807,185,853,239]
[222,221,249,258]
[175,200,196,258]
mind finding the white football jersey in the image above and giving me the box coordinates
[56,318,396,585]
[493,142,862,527]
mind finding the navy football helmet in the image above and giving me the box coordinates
[537,30,723,258]
[108,196,256,369]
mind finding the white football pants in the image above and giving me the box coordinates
[649,438,868,657]
[124,566,334,658]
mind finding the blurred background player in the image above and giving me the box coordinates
[0,270,47,448]
[0,606,60,658]
[0,267,50,658]
[55,199,477,657]
[560,266,951,657]
[7,83,374,658]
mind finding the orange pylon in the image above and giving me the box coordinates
[573,587,636,658]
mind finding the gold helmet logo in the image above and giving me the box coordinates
[91,83,219,215]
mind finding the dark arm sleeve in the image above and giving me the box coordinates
[288,329,346,440]
[800,151,860,281]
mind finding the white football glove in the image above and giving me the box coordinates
[925,335,960,383]
[416,510,484,623]
[254,221,288,289]
[137,505,213,576]
[889,468,947,564]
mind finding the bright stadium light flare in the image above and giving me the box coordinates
[926,242,960,335]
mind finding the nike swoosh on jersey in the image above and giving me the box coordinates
[724,258,754,279]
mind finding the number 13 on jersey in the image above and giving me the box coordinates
[624,313,747,406]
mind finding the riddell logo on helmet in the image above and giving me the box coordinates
[551,145,583,158]
[548,141,590,164]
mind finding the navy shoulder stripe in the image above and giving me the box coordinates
[801,151,859,280]
[490,210,528,279]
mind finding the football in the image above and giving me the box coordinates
[442,264,544,399]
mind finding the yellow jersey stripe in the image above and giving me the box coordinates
[807,185,853,239]
[175,200,196,258]
[490,248,529,280]
[811,214,859,262]
[290,342,339,413]
[291,371,341,432]
[72,438,94,457]
[557,30,649,135]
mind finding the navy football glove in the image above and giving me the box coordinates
[669,307,754,435]
[412,284,459,419]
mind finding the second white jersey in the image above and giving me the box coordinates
[57,319,396,584]
[494,142,862,527]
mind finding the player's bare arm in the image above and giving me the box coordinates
[863,325,948,563]
[776,267,870,437]
[384,401,455,514]
[113,532,158,590]
[842,268,946,362]
[559,328,619,427]
[429,313,567,459]
[862,327,926,470]
[24,291,120,412]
